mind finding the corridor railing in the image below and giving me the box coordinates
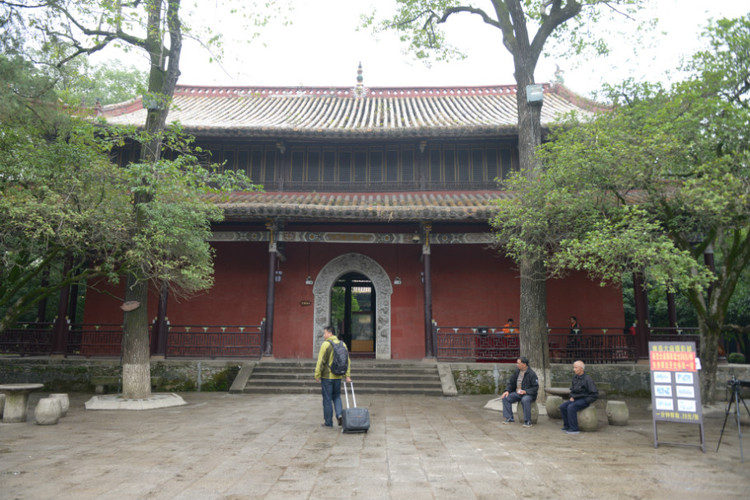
[0,321,264,359]
[435,325,701,363]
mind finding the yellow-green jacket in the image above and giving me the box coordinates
[314,335,351,379]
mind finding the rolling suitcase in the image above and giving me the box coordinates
[341,380,370,433]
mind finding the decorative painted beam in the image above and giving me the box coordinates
[209,231,495,244]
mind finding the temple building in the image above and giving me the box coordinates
[81,77,628,361]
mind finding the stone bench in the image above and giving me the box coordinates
[606,400,629,426]
[91,376,162,394]
[547,397,598,431]
[514,401,539,424]
[577,405,598,432]
[546,395,563,419]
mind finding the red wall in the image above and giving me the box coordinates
[82,240,624,359]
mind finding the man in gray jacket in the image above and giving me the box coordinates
[500,356,539,427]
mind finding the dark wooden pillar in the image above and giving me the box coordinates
[633,272,650,359]
[51,257,72,356]
[151,281,169,357]
[263,220,278,356]
[36,267,50,323]
[68,282,79,324]
[422,223,434,358]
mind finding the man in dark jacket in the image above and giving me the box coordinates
[500,356,539,427]
[560,360,598,434]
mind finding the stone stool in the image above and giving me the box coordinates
[577,405,598,432]
[546,395,563,419]
[35,397,62,425]
[606,400,629,426]
[515,401,539,424]
[49,393,70,417]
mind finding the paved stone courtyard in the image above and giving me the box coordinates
[1,392,749,499]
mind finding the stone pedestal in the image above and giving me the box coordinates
[606,400,629,426]
[49,393,70,417]
[578,405,598,432]
[515,401,539,424]
[546,395,563,419]
[35,397,62,425]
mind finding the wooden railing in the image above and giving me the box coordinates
[435,325,701,363]
[0,321,264,359]
[0,322,56,356]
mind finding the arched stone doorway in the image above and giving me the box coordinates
[312,253,392,359]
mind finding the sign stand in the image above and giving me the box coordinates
[649,341,705,452]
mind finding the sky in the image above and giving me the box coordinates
[126,1,748,99]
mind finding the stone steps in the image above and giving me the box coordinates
[240,360,445,396]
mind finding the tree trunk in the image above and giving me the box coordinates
[520,255,549,400]
[119,0,183,399]
[698,321,720,404]
[121,275,152,398]
[515,76,550,399]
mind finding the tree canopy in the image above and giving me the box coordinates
[493,14,750,401]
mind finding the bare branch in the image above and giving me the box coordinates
[438,6,501,30]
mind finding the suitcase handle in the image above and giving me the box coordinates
[343,380,357,409]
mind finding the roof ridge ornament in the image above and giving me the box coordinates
[355,62,366,98]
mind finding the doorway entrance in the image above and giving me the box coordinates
[312,253,392,359]
[331,272,375,357]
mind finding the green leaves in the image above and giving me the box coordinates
[493,14,750,304]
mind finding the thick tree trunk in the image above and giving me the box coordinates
[519,255,549,400]
[698,321,720,404]
[119,0,183,399]
[515,75,550,399]
[122,275,152,398]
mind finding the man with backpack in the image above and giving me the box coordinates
[314,325,351,428]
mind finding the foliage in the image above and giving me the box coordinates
[364,0,645,64]
[0,52,258,333]
[493,15,750,401]
[727,352,746,364]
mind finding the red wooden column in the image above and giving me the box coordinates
[262,220,278,356]
[422,223,434,358]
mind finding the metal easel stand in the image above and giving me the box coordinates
[716,376,750,463]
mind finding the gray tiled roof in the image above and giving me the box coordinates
[102,84,600,139]
[208,191,512,222]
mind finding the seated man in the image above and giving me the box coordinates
[500,356,539,427]
[560,360,598,435]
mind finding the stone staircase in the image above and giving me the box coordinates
[235,359,447,396]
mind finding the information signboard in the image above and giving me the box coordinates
[649,341,705,451]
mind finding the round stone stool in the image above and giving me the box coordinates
[578,405,598,432]
[546,395,563,419]
[49,393,70,417]
[606,400,629,426]
[35,397,62,425]
[515,401,539,424]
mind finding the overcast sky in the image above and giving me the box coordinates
[158,1,747,98]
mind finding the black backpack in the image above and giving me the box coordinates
[327,339,349,376]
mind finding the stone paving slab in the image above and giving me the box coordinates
[0,392,748,499]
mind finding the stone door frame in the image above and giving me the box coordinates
[312,253,392,359]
